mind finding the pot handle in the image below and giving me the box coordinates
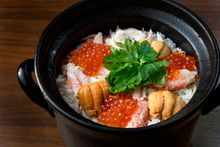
[201,85,220,115]
[17,59,55,117]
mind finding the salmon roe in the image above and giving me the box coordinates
[166,51,197,80]
[166,51,197,71]
[71,40,111,76]
[97,93,137,128]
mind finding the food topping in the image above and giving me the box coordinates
[156,42,172,59]
[164,51,198,90]
[148,90,185,120]
[126,98,148,128]
[165,69,197,90]
[97,93,138,128]
[77,80,110,117]
[104,38,169,94]
[66,63,90,94]
[71,39,111,76]
[151,40,164,53]
[57,29,199,128]
[93,32,104,44]
[166,51,197,72]
[151,40,172,59]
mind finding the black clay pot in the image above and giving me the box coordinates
[17,0,220,147]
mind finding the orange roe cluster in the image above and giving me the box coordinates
[166,51,197,80]
[166,51,197,71]
[71,40,111,76]
[97,93,137,128]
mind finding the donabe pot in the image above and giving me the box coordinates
[17,0,220,147]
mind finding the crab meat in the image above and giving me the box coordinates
[166,69,197,90]
[66,63,90,94]
[93,32,103,44]
[105,28,146,48]
[66,63,110,95]
[126,97,148,128]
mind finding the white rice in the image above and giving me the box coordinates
[174,83,197,104]
[148,118,161,126]
[56,28,197,126]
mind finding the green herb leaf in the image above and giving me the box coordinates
[103,38,169,93]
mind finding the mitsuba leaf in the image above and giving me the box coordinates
[141,61,169,85]
[137,41,157,63]
[103,38,169,93]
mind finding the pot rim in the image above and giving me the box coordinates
[34,0,220,132]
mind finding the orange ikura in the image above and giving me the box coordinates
[166,51,197,71]
[166,51,197,80]
[98,93,138,128]
[71,39,111,76]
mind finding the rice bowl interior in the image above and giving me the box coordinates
[56,28,198,128]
